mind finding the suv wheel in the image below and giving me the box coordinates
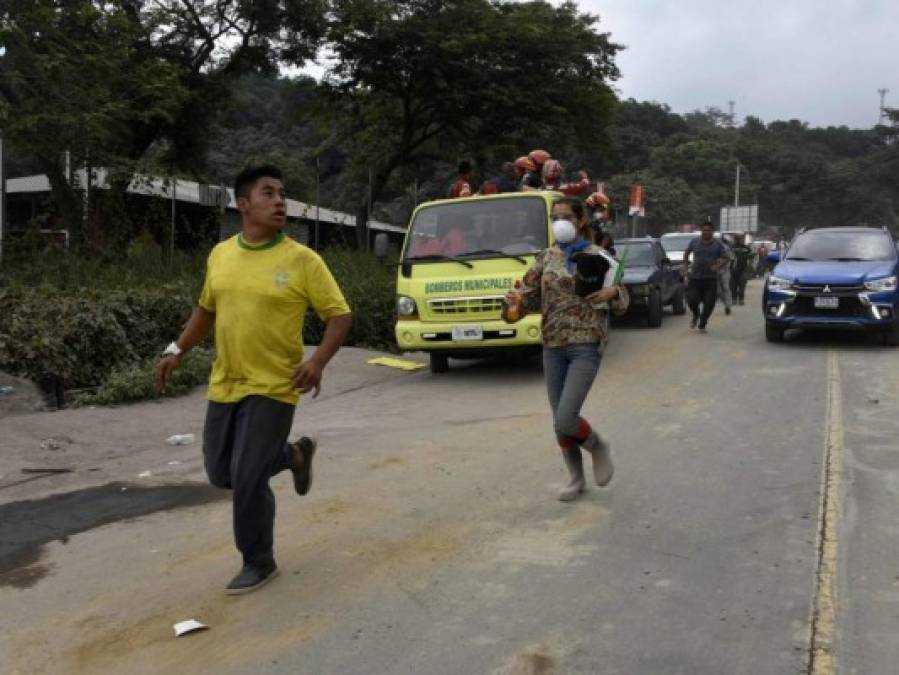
[884,322,899,347]
[647,288,663,328]
[765,322,784,343]
[429,353,449,373]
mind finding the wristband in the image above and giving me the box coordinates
[163,341,183,357]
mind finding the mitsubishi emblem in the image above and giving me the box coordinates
[823,285,832,293]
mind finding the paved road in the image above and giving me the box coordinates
[1,279,897,675]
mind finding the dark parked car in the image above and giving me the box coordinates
[616,238,686,327]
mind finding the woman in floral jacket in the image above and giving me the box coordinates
[506,197,629,501]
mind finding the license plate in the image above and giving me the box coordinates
[452,325,483,341]
[814,296,839,309]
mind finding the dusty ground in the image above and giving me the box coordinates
[0,347,419,502]
[1,281,898,674]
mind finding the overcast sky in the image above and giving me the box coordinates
[299,1,896,129]
[578,0,898,128]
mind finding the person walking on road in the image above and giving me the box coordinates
[756,242,769,277]
[154,165,352,595]
[683,221,728,332]
[506,197,628,502]
[730,234,753,305]
[716,235,735,315]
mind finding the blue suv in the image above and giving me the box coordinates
[763,227,899,345]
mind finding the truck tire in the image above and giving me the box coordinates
[883,322,899,347]
[647,288,663,328]
[429,353,449,373]
[671,286,687,316]
[765,322,784,343]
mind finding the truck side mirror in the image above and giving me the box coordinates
[766,251,781,264]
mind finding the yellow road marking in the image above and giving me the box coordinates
[809,350,844,674]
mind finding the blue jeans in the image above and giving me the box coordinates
[543,344,602,447]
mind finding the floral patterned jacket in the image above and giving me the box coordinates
[521,244,630,350]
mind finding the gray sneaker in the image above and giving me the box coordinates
[288,437,317,496]
[225,562,279,595]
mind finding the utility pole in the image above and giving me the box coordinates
[367,166,373,253]
[0,133,5,264]
[734,162,741,207]
[314,156,320,250]
[170,174,176,260]
[878,88,889,125]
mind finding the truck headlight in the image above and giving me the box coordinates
[768,275,794,291]
[397,296,417,316]
[864,276,897,292]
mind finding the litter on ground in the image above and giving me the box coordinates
[173,619,209,637]
[367,357,426,371]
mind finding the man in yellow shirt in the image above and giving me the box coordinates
[154,165,352,594]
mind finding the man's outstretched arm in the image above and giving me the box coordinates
[154,306,216,393]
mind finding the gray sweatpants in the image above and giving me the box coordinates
[203,395,296,566]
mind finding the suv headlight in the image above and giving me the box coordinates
[397,295,417,316]
[768,275,794,291]
[864,276,898,292]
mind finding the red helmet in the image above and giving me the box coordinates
[514,156,536,174]
[542,159,562,182]
[528,149,551,167]
[586,192,610,210]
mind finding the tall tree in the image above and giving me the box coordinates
[0,0,327,245]
[322,0,621,248]
[0,0,187,240]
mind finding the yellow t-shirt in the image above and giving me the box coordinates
[198,233,351,405]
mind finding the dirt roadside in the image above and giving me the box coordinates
[0,347,426,505]
[0,371,46,418]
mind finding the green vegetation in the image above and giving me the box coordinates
[0,247,396,407]
[72,349,215,407]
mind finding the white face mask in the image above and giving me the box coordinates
[552,218,578,244]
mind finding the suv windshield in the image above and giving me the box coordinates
[404,198,547,260]
[617,242,656,267]
[660,235,698,253]
[786,230,896,262]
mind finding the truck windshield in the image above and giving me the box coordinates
[786,230,897,262]
[404,198,548,261]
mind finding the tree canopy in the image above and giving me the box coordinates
[0,0,327,244]
[2,0,898,250]
[323,0,621,246]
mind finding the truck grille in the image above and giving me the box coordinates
[428,296,505,315]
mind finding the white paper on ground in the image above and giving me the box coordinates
[173,619,209,637]
[137,471,152,478]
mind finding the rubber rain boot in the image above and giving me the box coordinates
[583,432,614,487]
[559,447,586,502]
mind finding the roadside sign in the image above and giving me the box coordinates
[720,204,758,232]
[628,184,645,217]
